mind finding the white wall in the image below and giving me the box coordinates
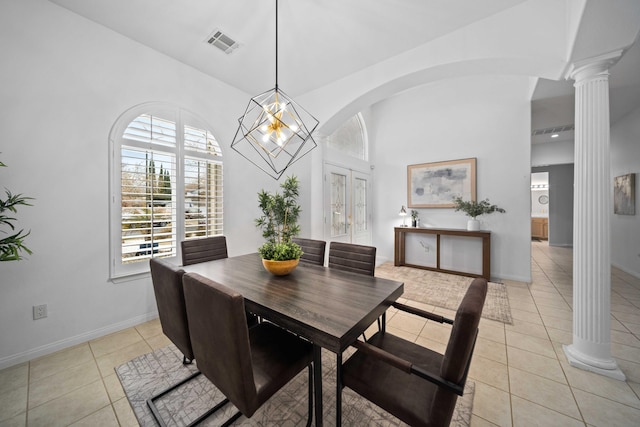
[611,105,640,277]
[0,0,297,368]
[532,140,575,166]
[368,75,532,282]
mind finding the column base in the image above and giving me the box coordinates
[563,344,626,381]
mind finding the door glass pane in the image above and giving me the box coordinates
[330,172,347,237]
[354,177,367,233]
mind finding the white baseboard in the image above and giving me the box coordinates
[612,263,640,280]
[0,311,159,370]
[549,243,573,248]
[492,273,532,284]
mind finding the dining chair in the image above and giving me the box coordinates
[328,241,376,276]
[181,235,228,266]
[292,237,326,266]
[340,277,488,427]
[183,272,315,426]
[181,235,259,327]
[328,241,380,336]
[148,257,230,426]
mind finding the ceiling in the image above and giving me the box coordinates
[49,0,640,143]
[49,0,526,96]
[531,35,640,144]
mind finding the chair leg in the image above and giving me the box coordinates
[306,363,314,427]
[219,410,243,427]
[196,362,313,427]
[336,351,343,426]
[147,370,233,427]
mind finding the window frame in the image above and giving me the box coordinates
[326,113,368,161]
[109,102,223,280]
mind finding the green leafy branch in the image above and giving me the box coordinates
[452,196,505,219]
[255,175,303,260]
[1,188,34,261]
[1,156,34,261]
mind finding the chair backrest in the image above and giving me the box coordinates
[433,277,487,425]
[149,258,193,361]
[328,241,376,276]
[181,235,228,266]
[292,237,326,266]
[182,272,258,416]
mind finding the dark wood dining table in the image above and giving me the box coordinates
[181,253,404,426]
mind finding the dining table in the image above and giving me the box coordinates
[181,252,404,426]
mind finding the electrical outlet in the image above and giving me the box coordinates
[33,304,47,320]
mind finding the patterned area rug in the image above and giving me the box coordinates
[117,344,474,426]
[376,262,513,324]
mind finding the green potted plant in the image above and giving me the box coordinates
[255,175,303,275]
[451,196,505,231]
[1,157,33,261]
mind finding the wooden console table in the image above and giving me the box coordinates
[394,227,491,280]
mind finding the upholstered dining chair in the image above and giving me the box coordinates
[181,235,228,266]
[181,235,259,327]
[292,237,326,266]
[148,257,230,426]
[328,241,376,276]
[183,272,315,427]
[328,241,380,336]
[340,277,488,427]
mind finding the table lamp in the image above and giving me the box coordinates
[399,205,407,227]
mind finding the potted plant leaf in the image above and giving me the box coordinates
[410,210,419,227]
[1,157,33,261]
[255,175,303,275]
[451,196,505,231]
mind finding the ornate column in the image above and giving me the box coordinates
[563,51,625,380]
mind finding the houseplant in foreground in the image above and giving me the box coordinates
[255,175,303,275]
[452,196,506,231]
[1,157,33,261]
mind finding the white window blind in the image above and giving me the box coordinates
[120,148,177,264]
[110,105,223,279]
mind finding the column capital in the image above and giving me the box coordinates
[564,49,624,82]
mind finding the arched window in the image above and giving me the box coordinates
[326,113,368,161]
[109,103,223,279]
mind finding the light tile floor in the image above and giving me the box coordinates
[1,241,640,426]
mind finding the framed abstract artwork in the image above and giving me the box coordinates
[407,158,476,208]
[614,173,635,215]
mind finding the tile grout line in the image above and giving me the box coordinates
[529,244,588,425]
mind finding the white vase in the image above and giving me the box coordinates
[467,218,480,231]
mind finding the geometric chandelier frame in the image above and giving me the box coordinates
[231,0,319,180]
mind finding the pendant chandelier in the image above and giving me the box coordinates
[231,0,319,180]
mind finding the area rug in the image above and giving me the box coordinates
[116,344,475,427]
[376,262,513,324]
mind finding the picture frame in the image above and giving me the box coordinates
[614,173,635,215]
[407,158,476,208]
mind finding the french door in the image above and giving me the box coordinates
[324,164,372,245]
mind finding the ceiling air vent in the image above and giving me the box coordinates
[531,124,574,136]
[205,29,239,54]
